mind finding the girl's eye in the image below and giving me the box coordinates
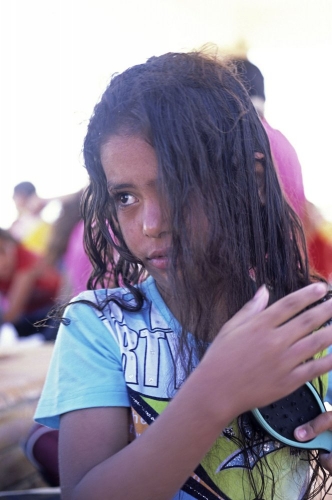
[114,192,137,208]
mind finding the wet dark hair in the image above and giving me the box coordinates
[231,58,266,101]
[81,51,329,498]
[83,50,310,324]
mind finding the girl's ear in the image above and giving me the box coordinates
[254,152,266,205]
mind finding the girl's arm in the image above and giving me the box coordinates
[59,283,332,500]
[60,383,226,500]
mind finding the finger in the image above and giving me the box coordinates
[269,356,332,404]
[284,323,332,368]
[291,352,332,394]
[318,452,332,471]
[294,410,332,442]
[222,285,269,331]
[262,283,332,336]
[264,282,329,328]
[224,283,328,335]
[280,297,332,348]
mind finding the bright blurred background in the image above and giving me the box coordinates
[1,0,332,227]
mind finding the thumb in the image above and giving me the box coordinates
[225,285,269,331]
[294,411,332,442]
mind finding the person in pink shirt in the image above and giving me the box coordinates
[232,58,306,219]
[261,118,306,220]
[63,220,92,297]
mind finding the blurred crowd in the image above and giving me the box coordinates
[0,182,92,342]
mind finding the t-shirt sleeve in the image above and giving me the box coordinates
[34,298,130,429]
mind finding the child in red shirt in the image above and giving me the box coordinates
[0,228,61,339]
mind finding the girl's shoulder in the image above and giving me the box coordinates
[63,277,178,341]
[74,286,129,306]
[70,275,157,311]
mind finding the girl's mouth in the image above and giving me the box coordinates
[147,250,170,270]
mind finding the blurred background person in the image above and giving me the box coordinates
[231,56,306,219]
[231,56,332,283]
[10,181,53,256]
[0,228,61,340]
[43,188,93,300]
[9,184,93,304]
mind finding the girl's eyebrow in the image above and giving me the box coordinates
[107,179,157,191]
[107,181,135,191]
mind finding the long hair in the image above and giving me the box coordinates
[81,51,328,499]
[83,50,310,335]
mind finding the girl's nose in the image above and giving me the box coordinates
[142,199,168,239]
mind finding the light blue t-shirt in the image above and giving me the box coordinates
[35,276,310,500]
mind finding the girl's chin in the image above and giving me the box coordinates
[149,270,170,291]
[147,256,170,271]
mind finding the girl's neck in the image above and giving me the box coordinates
[155,281,181,320]
[155,279,229,340]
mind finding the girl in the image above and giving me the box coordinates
[35,52,332,499]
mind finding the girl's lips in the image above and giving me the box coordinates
[148,256,169,270]
[147,250,170,270]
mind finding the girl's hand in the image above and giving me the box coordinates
[198,282,332,421]
[294,410,332,472]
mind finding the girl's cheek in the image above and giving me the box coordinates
[119,221,140,250]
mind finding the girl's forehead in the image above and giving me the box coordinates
[101,134,152,158]
[100,135,158,182]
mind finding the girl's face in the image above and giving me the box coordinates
[101,135,172,297]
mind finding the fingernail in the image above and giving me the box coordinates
[295,428,307,440]
[253,285,267,301]
[314,282,328,294]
